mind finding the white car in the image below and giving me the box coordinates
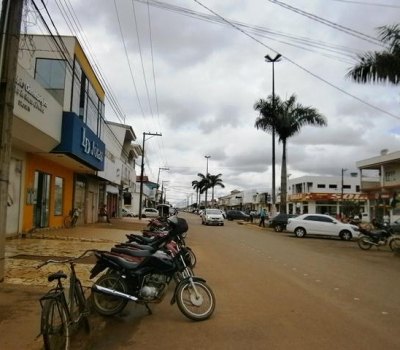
[121,207,134,217]
[286,214,359,241]
[202,208,224,226]
[141,207,159,218]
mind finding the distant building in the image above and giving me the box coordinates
[286,175,369,217]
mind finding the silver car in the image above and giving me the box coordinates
[202,209,224,226]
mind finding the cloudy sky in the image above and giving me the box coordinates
[27,0,400,206]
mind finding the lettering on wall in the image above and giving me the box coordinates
[81,127,104,162]
[15,76,48,114]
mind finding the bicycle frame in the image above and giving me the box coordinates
[38,250,93,347]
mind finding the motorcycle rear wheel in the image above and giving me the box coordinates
[176,280,215,321]
[91,273,129,316]
[358,236,373,250]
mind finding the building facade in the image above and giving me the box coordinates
[357,149,400,222]
[286,175,369,218]
[7,34,141,236]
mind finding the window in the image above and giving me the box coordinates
[329,184,337,189]
[54,177,64,216]
[317,184,326,188]
[343,185,351,189]
[35,58,66,104]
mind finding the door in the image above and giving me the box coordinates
[33,171,51,228]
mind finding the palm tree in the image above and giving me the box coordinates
[347,24,400,85]
[254,94,327,213]
[196,173,210,207]
[191,179,201,208]
[207,174,225,205]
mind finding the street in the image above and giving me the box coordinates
[88,213,400,350]
[2,213,400,349]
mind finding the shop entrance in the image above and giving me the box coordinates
[33,171,51,228]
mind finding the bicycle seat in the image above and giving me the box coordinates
[48,271,67,282]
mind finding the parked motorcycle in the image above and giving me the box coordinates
[90,216,215,321]
[126,225,197,268]
[357,221,397,250]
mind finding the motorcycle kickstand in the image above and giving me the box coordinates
[144,303,152,315]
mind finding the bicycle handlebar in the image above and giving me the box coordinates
[36,249,96,269]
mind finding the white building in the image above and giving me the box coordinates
[287,174,369,218]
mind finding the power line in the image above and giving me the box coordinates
[331,0,400,8]
[266,0,385,47]
[192,0,400,121]
[134,0,361,63]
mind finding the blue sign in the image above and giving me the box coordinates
[52,112,105,170]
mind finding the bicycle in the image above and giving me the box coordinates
[64,208,80,228]
[37,250,93,350]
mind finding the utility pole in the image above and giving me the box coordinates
[0,0,24,282]
[138,132,161,219]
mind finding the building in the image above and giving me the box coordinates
[357,149,400,221]
[7,34,141,235]
[286,175,369,218]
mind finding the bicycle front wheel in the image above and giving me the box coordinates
[41,298,70,350]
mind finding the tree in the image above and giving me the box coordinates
[254,94,327,213]
[347,24,400,85]
[191,179,202,207]
[196,173,209,208]
[207,174,225,205]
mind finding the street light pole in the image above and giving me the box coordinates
[204,155,211,208]
[138,132,162,219]
[341,168,347,218]
[156,167,169,203]
[265,53,281,215]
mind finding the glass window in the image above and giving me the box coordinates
[317,184,326,188]
[54,177,64,216]
[35,58,66,104]
[329,184,337,189]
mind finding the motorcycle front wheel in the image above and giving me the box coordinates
[389,237,400,252]
[91,273,129,316]
[176,280,215,321]
[358,236,373,250]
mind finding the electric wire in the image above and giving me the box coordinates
[266,0,386,48]
[113,0,147,120]
[134,0,361,63]
[192,0,400,121]
[331,0,400,8]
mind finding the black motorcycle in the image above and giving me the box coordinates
[90,217,215,321]
[357,221,397,250]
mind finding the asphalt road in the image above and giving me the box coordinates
[84,212,400,350]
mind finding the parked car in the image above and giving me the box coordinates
[202,209,224,226]
[121,207,134,217]
[226,210,250,221]
[141,207,159,218]
[286,214,360,241]
[269,213,297,232]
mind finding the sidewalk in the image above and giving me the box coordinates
[0,217,147,350]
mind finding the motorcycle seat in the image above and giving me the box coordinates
[103,251,142,269]
[111,246,155,257]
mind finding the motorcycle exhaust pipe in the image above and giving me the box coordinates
[92,284,138,301]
